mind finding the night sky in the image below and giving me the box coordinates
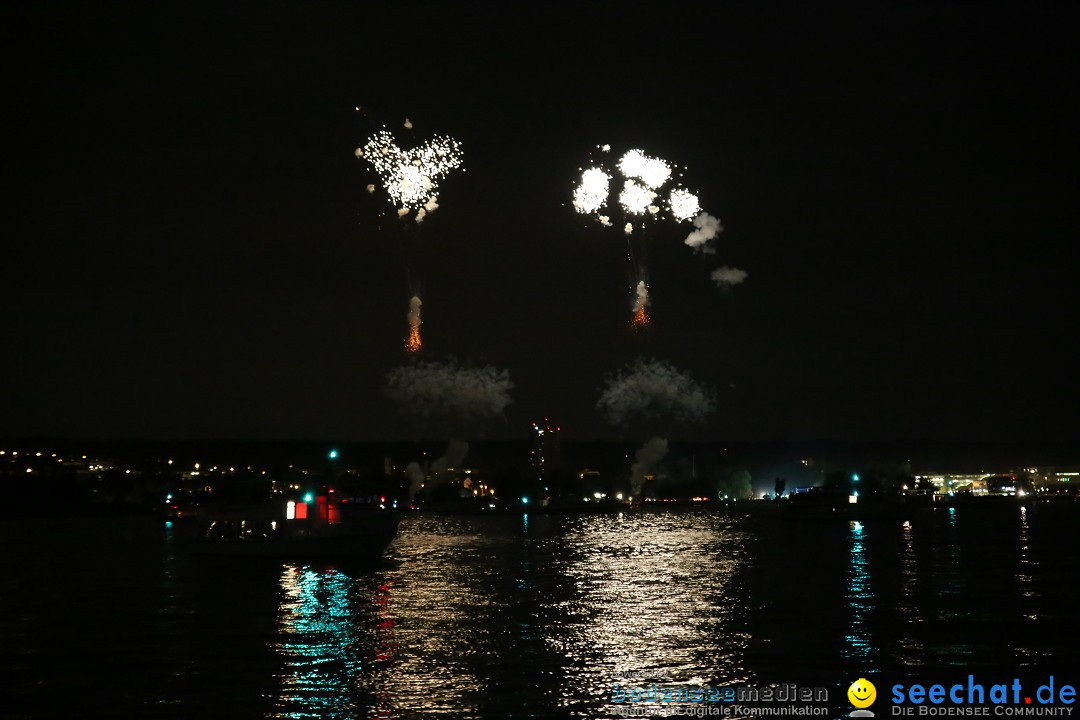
[5,2,1078,443]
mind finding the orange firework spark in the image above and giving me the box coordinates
[405,325,422,353]
[631,304,650,329]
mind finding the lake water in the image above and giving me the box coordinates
[2,503,1077,718]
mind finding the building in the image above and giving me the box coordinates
[529,418,561,481]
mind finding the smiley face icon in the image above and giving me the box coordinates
[848,679,877,708]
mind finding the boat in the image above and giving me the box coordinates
[179,491,400,559]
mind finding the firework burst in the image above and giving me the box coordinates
[357,127,463,219]
[571,143,746,321]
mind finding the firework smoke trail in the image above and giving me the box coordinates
[631,280,650,329]
[404,461,426,502]
[631,437,668,497]
[429,440,469,486]
[598,358,716,498]
[405,295,423,353]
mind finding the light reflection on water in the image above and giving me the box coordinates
[553,512,752,716]
[3,505,1078,718]
[273,565,363,719]
[257,507,1080,718]
[843,520,876,671]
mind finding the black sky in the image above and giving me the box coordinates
[4,1,1078,442]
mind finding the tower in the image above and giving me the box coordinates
[529,418,561,481]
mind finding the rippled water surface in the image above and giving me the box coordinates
[2,505,1078,718]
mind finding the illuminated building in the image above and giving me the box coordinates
[529,418,561,481]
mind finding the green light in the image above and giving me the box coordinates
[304,493,314,503]
[852,473,860,482]
[521,496,529,505]
[328,449,339,460]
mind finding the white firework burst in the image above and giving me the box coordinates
[359,128,463,213]
[573,167,611,215]
[669,188,701,221]
[618,149,671,189]
[619,180,656,215]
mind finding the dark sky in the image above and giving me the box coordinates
[4,1,1078,442]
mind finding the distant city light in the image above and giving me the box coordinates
[521,497,529,505]
[304,493,314,503]
[328,449,339,460]
[852,473,860,482]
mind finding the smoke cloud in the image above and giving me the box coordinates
[428,440,469,486]
[630,436,668,497]
[634,281,649,311]
[597,358,716,427]
[711,266,748,288]
[684,212,723,254]
[384,360,513,425]
[404,461,426,501]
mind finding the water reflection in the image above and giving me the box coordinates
[553,512,751,716]
[1016,506,1038,599]
[894,519,925,666]
[272,564,366,719]
[254,507,1078,718]
[843,520,877,671]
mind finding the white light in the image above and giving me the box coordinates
[618,149,671,189]
[360,129,463,212]
[572,167,611,214]
[286,501,296,520]
[848,495,858,504]
[669,188,701,221]
[619,180,654,215]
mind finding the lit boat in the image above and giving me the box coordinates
[181,492,399,559]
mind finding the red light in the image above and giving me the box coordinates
[328,488,334,493]
[379,496,386,503]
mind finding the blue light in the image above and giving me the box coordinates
[328,449,338,460]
